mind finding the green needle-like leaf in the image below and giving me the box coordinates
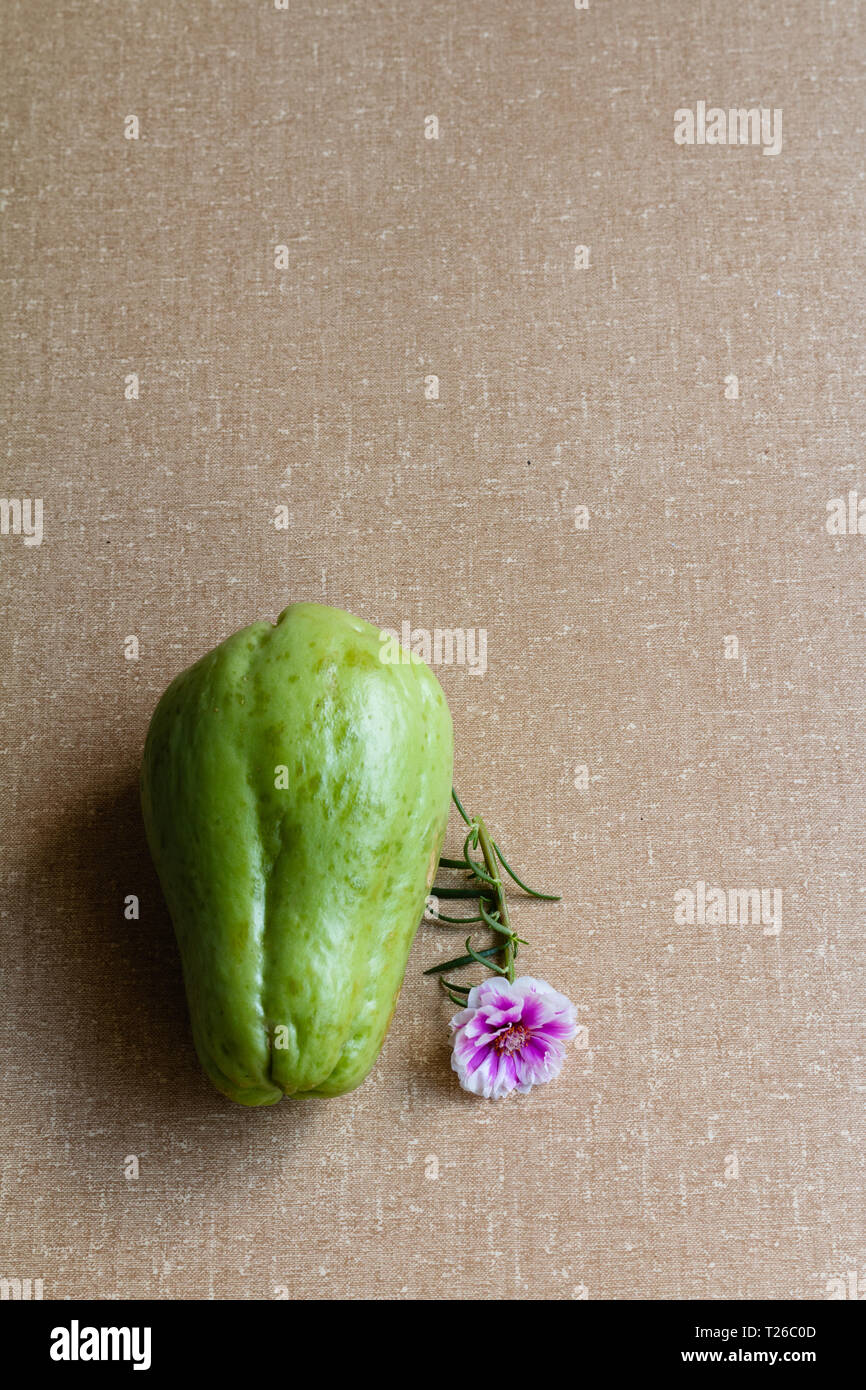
[432,885,495,900]
[464,936,509,975]
[426,910,486,925]
[492,841,560,900]
[478,896,509,936]
[424,944,503,975]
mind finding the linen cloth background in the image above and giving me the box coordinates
[2,0,864,1301]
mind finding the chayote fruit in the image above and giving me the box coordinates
[141,603,454,1105]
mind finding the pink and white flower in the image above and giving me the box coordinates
[449,976,578,1099]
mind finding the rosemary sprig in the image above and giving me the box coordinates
[425,787,559,997]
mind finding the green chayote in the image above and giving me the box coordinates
[141,603,454,1105]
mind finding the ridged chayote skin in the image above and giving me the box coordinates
[140,603,454,1105]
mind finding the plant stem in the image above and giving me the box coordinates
[475,816,515,984]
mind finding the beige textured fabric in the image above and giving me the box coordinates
[2,0,864,1301]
